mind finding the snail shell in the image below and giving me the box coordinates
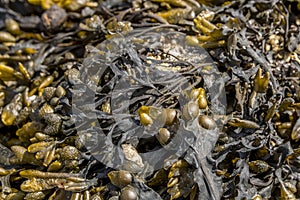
[157,128,171,145]
[165,108,177,126]
[120,186,137,200]
[198,115,217,130]
[108,170,132,188]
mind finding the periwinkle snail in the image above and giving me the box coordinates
[120,186,137,200]
[198,115,217,130]
[108,170,132,188]
[165,108,177,126]
[157,128,171,144]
